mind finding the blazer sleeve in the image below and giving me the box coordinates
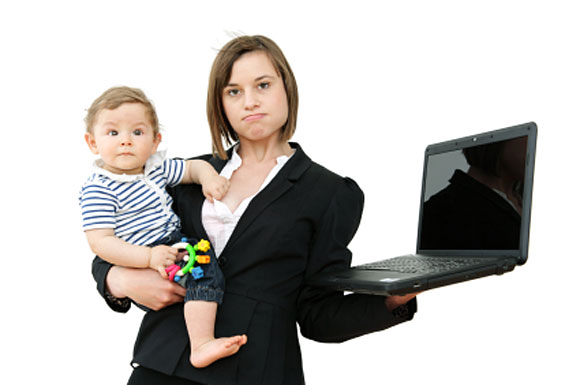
[297,177,416,343]
[91,255,132,313]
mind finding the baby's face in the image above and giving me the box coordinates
[85,102,160,175]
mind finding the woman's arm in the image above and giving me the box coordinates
[297,177,418,342]
[92,256,186,312]
[106,265,187,311]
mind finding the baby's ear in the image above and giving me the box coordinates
[85,132,99,154]
[153,132,162,151]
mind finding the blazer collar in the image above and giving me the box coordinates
[208,142,311,256]
[207,142,310,177]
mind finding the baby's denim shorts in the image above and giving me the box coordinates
[153,231,225,305]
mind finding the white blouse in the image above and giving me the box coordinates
[201,146,292,257]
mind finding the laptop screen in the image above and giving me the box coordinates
[418,132,531,253]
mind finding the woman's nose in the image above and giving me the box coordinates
[243,90,260,109]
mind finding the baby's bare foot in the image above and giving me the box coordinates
[190,335,248,368]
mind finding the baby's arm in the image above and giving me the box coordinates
[181,159,229,202]
[85,229,177,277]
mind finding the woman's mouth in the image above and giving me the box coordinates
[243,113,265,122]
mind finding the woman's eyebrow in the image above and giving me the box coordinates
[255,74,276,82]
[226,74,276,87]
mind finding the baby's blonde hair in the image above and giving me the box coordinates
[85,86,159,134]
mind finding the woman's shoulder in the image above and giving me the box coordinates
[308,161,360,191]
[293,144,364,200]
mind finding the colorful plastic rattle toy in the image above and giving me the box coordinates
[165,238,211,284]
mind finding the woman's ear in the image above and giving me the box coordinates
[85,132,99,155]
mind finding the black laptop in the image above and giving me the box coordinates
[309,122,537,296]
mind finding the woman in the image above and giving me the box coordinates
[93,35,418,385]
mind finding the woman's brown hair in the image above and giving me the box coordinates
[207,35,299,159]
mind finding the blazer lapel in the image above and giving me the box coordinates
[221,143,311,256]
[208,155,229,173]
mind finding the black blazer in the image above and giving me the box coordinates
[92,143,416,385]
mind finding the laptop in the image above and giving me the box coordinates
[309,122,537,296]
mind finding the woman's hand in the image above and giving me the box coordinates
[385,292,420,312]
[107,265,186,311]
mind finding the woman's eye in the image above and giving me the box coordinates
[227,89,240,97]
[258,82,269,90]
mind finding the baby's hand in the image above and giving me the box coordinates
[202,175,230,202]
[149,245,178,278]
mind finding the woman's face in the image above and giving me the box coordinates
[222,51,289,144]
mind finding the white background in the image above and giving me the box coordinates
[1,1,578,383]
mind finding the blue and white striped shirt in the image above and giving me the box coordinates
[79,152,185,246]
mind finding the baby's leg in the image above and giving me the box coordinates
[184,300,247,368]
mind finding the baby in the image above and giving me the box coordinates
[79,86,246,368]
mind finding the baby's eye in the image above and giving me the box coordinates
[258,82,270,90]
[107,130,118,136]
[133,129,144,136]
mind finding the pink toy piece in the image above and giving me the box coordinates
[165,264,181,282]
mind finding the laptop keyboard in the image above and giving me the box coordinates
[353,255,486,274]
